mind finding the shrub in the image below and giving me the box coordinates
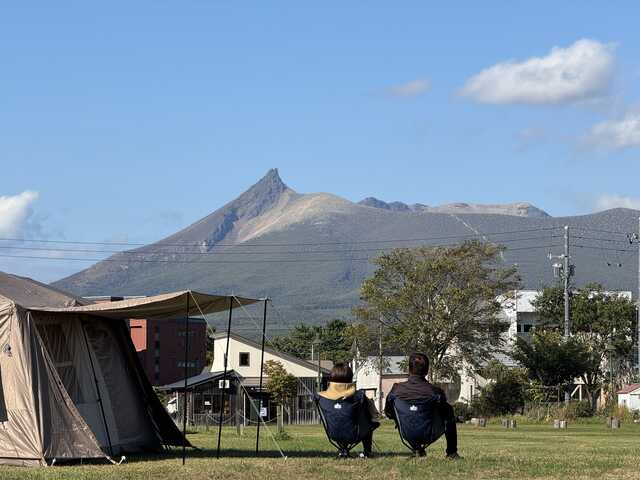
[600,403,637,422]
[453,402,473,422]
[565,401,594,418]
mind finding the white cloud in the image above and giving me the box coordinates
[0,191,40,237]
[460,39,615,105]
[583,112,640,150]
[595,194,640,211]
[386,79,431,97]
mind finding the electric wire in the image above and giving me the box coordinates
[0,226,561,248]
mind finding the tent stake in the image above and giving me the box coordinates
[181,293,190,465]
[255,299,268,454]
[216,297,233,458]
[81,323,114,457]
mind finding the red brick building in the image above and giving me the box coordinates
[88,296,208,386]
[130,317,207,386]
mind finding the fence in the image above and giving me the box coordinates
[174,407,319,428]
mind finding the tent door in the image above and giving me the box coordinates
[79,322,120,452]
[35,317,119,451]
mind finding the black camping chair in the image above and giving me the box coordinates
[391,396,446,457]
[314,391,373,458]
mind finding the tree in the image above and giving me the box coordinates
[532,284,636,407]
[270,324,316,359]
[474,361,528,416]
[264,360,298,434]
[355,240,520,381]
[271,319,365,363]
[264,360,298,406]
[512,330,590,401]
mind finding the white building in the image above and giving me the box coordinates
[210,331,325,379]
[353,356,408,411]
[210,332,329,423]
[618,384,640,411]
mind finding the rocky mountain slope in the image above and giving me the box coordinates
[54,170,639,333]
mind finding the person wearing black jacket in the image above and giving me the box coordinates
[384,353,461,459]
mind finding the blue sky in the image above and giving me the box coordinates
[2,2,640,281]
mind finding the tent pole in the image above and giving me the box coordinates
[181,293,190,466]
[255,299,268,454]
[216,297,233,459]
[81,323,114,457]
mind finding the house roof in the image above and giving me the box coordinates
[617,383,640,394]
[157,370,231,391]
[212,331,330,374]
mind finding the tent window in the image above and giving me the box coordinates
[37,323,85,404]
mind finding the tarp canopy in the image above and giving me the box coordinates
[32,290,261,320]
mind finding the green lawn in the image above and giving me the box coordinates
[1,420,639,479]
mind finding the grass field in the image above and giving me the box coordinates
[0,420,638,479]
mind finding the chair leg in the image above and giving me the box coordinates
[337,448,350,458]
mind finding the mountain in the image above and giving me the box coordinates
[358,197,550,218]
[53,170,639,334]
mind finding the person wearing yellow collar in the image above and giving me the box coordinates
[319,363,380,457]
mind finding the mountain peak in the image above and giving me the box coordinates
[257,168,286,190]
[240,168,290,210]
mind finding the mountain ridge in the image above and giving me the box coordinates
[53,170,640,333]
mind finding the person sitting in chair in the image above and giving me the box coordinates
[384,353,461,460]
[318,363,380,458]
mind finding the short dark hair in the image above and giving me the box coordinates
[408,353,429,376]
[329,362,353,383]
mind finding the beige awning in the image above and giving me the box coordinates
[33,290,261,320]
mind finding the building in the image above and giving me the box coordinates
[617,384,640,411]
[354,355,408,411]
[162,332,330,426]
[157,370,237,427]
[130,316,207,386]
[86,296,208,386]
[210,332,329,423]
[354,355,473,409]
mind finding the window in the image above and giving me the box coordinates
[239,352,250,367]
[523,324,533,333]
[177,361,196,368]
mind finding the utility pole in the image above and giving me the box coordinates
[564,225,571,339]
[378,322,384,413]
[627,217,640,374]
[549,225,573,402]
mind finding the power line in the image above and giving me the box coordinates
[571,226,630,236]
[571,244,636,254]
[0,235,558,257]
[0,226,560,248]
[571,235,631,244]
[0,244,561,265]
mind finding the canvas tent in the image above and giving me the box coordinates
[0,271,258,466]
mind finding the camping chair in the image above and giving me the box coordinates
[391,397,446,457]
[314,391,372,458]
